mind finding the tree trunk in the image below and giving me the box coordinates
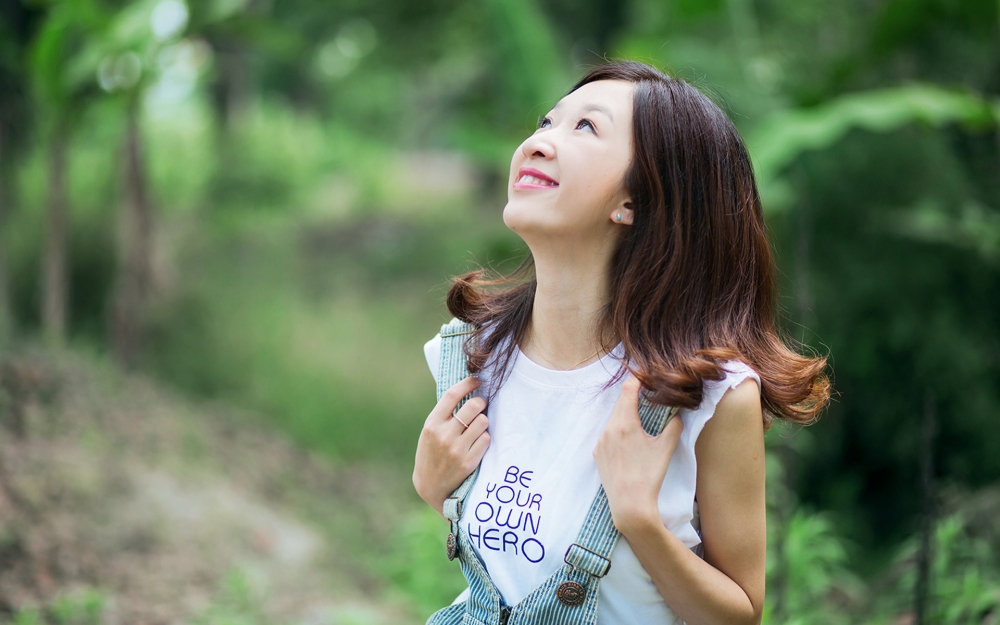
[109,101,153,369]
[41,122,68,345]
[915,390,937,624]
[209,39,251,139]
[793,164,813,343]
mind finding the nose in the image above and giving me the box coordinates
[520,131,555,160]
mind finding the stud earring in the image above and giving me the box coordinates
[616,212,622,222]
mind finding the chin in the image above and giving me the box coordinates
[502,200,536,234]
[504,204,570,244]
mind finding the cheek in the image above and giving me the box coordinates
[563,168,622,216]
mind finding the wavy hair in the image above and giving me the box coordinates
[447,60,830,427]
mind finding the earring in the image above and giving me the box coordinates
[616,212,622,222]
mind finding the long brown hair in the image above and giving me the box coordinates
[447,60,830,426]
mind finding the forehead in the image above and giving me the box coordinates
[553,79,634,119]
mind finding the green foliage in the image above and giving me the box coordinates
[140,210,519,462]
[874,514,1000,624]
[885,198,1000,263]
[50,589,105,625]
[10,588,106,625]
[5,100,119,335]
[748,85,1000,211]
[189,568,390,625]
[486,0,569,116]
[10,608,44,625]
[761,506,1000,624]
[28,0,107,111]
[931,517,1000,624]
[762,431,862,624]
[197,104,402,219]
[768,122,1000,548]
[382,506,468,619]
[766,510,860,625]
[3,1,1000,621]
[193,569,271,625]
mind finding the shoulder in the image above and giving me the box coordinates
[711,377,762,430]
[679,359,761,450]
[683,360,761,424]
[702,359,761,397]
[701,359,762,433]
[695,360,764,460]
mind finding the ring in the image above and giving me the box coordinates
[454,414,470,429]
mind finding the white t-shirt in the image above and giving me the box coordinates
[423,331,760,625]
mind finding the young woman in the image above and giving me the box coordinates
[413,60,829,625]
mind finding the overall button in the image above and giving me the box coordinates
[556,580,586,606]
[446,533,458,560]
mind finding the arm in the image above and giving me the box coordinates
[594,376,766,625]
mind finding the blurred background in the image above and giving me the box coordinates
[0,0,998,623]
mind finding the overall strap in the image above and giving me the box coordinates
[436,318,480,528]
[563,394,679,579]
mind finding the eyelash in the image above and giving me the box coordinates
[536,116,596,133]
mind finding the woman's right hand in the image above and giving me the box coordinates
[412,376,491,518]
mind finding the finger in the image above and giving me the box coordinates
[659,413,683,441]
[609,374,642,426]
[454,395,487,428]
[657,416,684,455]
[467,430,491,464]
[429,376,482,423]
[460,412,489,444]
[447,405,484,440]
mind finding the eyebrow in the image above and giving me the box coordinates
[551,101,614,123]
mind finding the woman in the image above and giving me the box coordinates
[413,60,829,625]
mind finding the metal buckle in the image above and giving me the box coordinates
[563,542,612,577]
[443,496,463,522]
[440,327,476,338]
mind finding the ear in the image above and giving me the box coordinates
[611,200,635,225]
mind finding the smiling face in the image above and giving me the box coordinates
[503,79,635,247]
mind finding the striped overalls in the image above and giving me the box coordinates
[427,318,676,625]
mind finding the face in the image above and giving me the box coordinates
[503,79,635,246]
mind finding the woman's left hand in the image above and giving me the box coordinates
[593,375,684,536]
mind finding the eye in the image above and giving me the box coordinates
[535,116,597,134]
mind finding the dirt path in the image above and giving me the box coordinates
[0,347,422,625]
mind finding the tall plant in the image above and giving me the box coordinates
[27,0,107,345]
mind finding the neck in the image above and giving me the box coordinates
[522,238,615,370]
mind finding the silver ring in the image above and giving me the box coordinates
[454,414,470,429]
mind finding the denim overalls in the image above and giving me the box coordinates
[428,318,677,625]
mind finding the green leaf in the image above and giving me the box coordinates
[748,85,1000,212]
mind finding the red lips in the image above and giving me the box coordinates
[516,167,559,185]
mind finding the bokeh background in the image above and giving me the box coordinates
[0,0,998,623]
